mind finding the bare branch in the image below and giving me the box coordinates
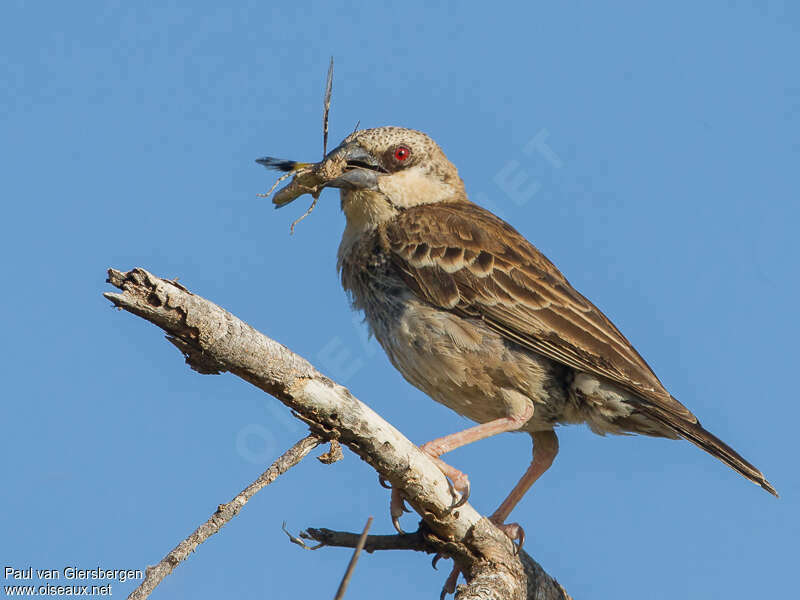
[105,267,570,600]
[302,527,430,553]
[127,435,321,600]
[302,526,571,600]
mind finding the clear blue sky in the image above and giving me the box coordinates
[2,2,798,598]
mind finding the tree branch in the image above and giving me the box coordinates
[105,267,570,600]
[301,527,431,553]
[128,435,321,600]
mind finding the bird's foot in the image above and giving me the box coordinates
[488,515,525,554]
[381,447,471,532]
[389,487,412,534]
[419,441,471,508]
[431,518,523,598]
[439,563,461,599]
[432,519,524,598]
[385,478,468,534]
[440,470,470,509]
[431,553,463,599]
[377,475,414,533]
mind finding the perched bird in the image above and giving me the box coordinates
[260,126,776,543]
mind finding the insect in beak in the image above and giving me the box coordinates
[256,57,348,233]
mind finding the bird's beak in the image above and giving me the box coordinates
[322,142,383,191]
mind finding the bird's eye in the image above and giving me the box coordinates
[393,146,411,162]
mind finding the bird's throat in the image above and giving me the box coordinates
[341,189,399,231]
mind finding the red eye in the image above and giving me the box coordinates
[393,146,411,162]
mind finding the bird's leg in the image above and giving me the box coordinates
[418,410,540,597]
[488,430,559,549]
[420,402,534,506]
[421,405,535,456]
[389,403,536,531]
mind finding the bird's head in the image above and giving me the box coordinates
[320,127,466,230]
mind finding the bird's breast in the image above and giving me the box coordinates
[338,231,570,429]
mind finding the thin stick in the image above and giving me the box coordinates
[126,435,321,600]
[332,517,373,600]
[322,56,334,157]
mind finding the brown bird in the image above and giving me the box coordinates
[260,126,776,544]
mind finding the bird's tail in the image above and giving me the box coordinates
[646,404,778,497]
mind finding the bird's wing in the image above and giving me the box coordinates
[381,201,694,422]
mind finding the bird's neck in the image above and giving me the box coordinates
[341,189,398,231]
[337,169,467,265]
[338,189,396,265]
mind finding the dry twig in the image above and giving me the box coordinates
[126,435,321,600]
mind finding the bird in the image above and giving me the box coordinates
[259,126,777,545]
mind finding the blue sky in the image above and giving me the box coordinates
[2,2,798,598]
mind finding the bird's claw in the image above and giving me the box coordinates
[391,514,405,535]
[490,519,525,554]
[379,475,412,511]
[382,449,471,533]
[440,563,461,599]
[446,476,470,509]
[390,488,408,533]
[434,519,523,599]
